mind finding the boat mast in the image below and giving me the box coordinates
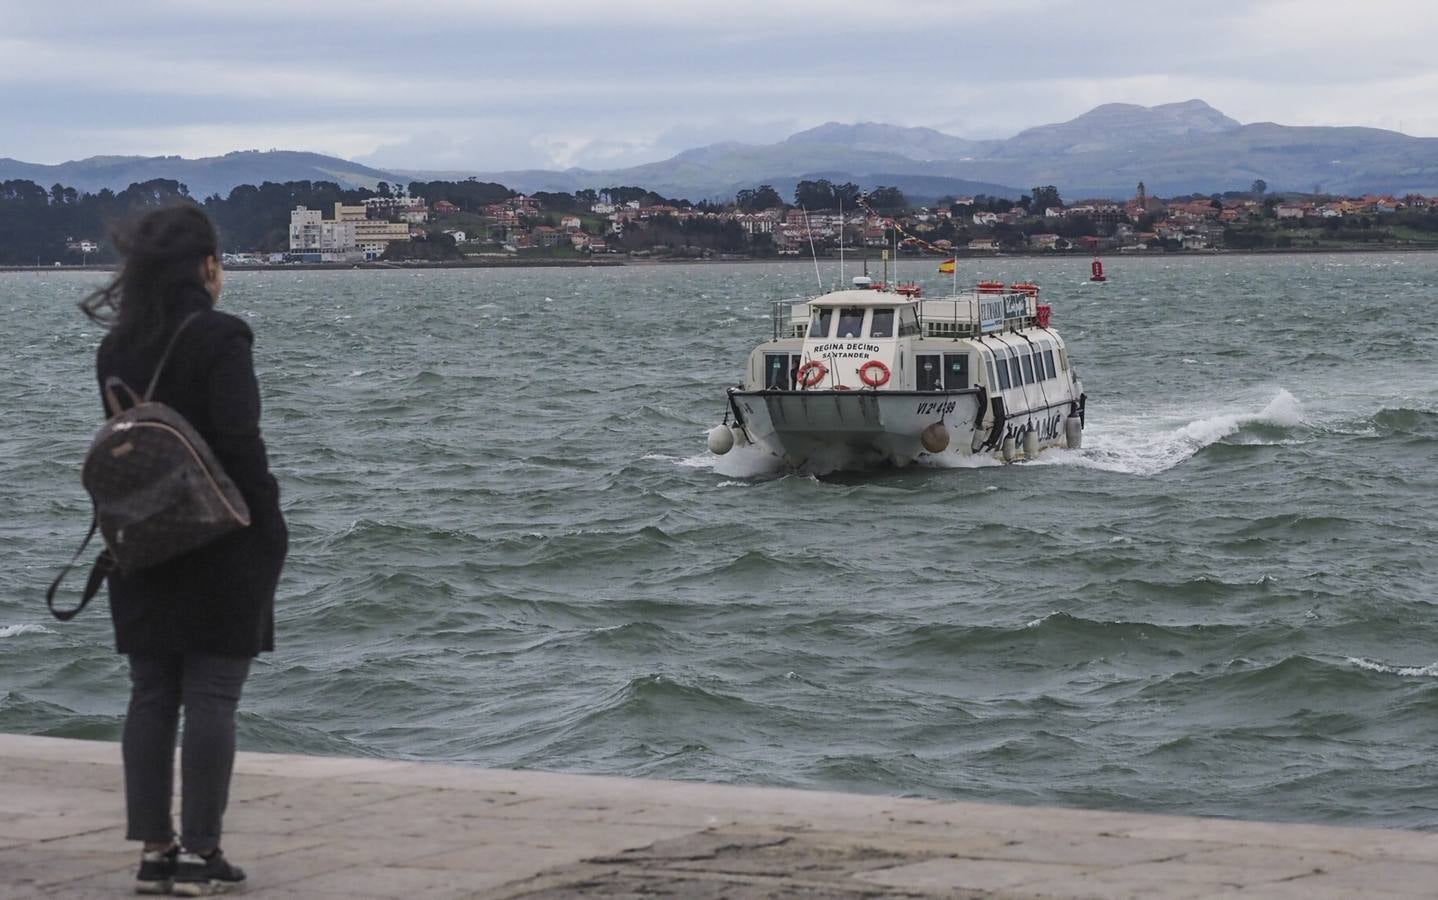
[802,206,822,293]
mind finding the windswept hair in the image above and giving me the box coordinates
[81,204,219,353]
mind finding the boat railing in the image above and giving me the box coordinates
[771,296,811,341]
[919,295,982,339]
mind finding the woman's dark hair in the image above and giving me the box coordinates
[80,204,219,352]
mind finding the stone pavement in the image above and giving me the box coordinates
[3,733,1438,898]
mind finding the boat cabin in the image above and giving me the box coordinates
[751,285,1068,401]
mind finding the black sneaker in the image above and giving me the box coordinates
[136,844,178,895]
[172,849,246,896]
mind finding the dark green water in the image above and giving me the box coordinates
[4,256,1437,827]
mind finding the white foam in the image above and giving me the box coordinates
[1037,389,1304,476]
[0,624,56,639]
[711,445,787,477]
[1346,657,1438,678]
[919,451,1003,469]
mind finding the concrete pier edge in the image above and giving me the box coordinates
[3,732,1436,898]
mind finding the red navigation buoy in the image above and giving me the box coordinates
[1090,259,1106,282]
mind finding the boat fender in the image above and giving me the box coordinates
[796,361,828,388]
[1064,415,1083,450]
[858,360,891,388]
[1002,432,1017,462]
[707,425,734,455]
[921,422,950,454]
[730,423,750,447]
[1022,426,1039,460]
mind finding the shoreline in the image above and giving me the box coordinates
[6,732,1438,897]
[3,243,1436,275]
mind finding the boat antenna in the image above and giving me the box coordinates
[838,198,844,288]
[802,205,822,292]
[952,237,959,296]
[893,226,900,291]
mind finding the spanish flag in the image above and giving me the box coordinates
[937,258,955,274]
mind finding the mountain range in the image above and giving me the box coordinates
[6,101,1438,202]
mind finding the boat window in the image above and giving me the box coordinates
[808,308,833,338]
[1044,349,1057,378]
[898,306,920,337]
[986,355,1000,390]
[764,353,792,390]
[993,348,1012,390]
[1008,352,1023,387]
[916,354,943,391]
[1021,353,1035,384]
[943,354,969,390]
[869,308,894,338]
[836,307,865,338]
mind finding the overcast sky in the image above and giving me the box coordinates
[7,0,1438,172]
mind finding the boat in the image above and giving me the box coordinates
[706,278,1087,469]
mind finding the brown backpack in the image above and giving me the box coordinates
[47,313,251,621]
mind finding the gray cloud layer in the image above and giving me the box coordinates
[7,0,1437,169]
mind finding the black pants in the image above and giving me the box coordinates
[123,653,251,852]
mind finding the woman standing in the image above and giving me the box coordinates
[82,205,287,896]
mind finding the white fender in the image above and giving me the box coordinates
[707,425,734,455]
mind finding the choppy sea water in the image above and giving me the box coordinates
[3,255,1437,829]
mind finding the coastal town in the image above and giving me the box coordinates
[266,180,1438,265]
[4,175,1438,268]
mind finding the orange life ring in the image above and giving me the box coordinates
[796,360,828,388]
[858,360,891,387]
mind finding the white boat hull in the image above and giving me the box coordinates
[729,389,985,467]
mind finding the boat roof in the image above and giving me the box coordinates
[804,289,918,307]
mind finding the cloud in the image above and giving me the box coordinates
[4,1,1438,168]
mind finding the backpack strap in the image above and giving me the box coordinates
[143,311,203,401]
[103,376,143,417]
[45,517,115,622]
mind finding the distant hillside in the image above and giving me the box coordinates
[398,141,1023,202]
[782,122,998,161]
[0,151,406,199]
[402,100,1438,200]
[8,100,1438,202]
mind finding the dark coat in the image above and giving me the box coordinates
[95,289,287,657]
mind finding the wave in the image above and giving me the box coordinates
[1346,657,1438,678]
[1042,389,1303,476]
[0,624,56,639]
[1371,407,1438,440]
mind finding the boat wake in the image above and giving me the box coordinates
[672,390,1308,479]
[1039,389,1304,476]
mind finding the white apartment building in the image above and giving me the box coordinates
[289,204,413,260]
[289,207,325,250]
[289,206,361,259]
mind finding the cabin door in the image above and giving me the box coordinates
[943,353,969,390]
[916,354,942,391]
[765,353,803,390]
